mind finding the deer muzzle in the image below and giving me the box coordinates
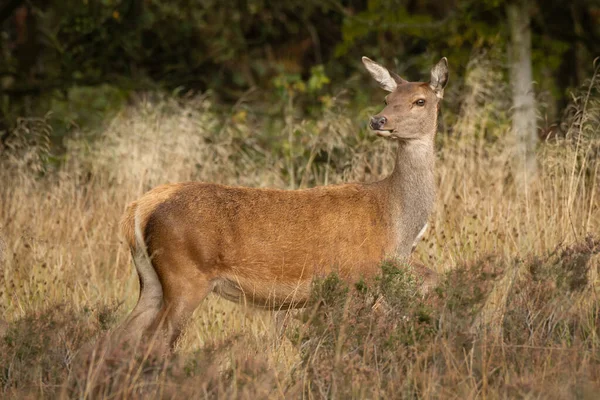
[369,116,387,131]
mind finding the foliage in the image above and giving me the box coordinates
[3,239,599,398]
[0,52,599,399]
[1,0,599,141]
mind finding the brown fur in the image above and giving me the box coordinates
[119,202,137,250]
[116,57,449,350]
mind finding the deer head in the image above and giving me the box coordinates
[362,57,448,141]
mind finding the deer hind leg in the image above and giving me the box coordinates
[117,249,212,354]
[146,250,214,351]
[115,248,164,346]
[149,283,212,351]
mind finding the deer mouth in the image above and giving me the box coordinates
[374,129,394,138]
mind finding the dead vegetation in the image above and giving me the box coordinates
[0,59,599,398]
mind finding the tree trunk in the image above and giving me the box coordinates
[507,0,537,187]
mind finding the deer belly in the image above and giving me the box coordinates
[213,276,312,309]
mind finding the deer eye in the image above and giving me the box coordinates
[415,99,426,106]
[384,98,388,105]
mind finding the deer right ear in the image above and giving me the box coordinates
[362,57,405,92]
[429,57,449,99]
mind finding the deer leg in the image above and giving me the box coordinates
[133,243,214,351]
[272,308,305,349]
[408,258,439,296]
[273,310,291,345]
[148,273,213,351]
[113,249,164,348]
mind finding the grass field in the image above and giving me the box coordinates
[1,60,599,398]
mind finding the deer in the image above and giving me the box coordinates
[116,56,449,350]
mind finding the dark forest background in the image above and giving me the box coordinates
[1,0,599,147]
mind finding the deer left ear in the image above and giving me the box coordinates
[362,56,400,92]
[429,57,449,99]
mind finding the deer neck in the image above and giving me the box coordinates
[384,138,436,258]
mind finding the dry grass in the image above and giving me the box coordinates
[0,59,599,399]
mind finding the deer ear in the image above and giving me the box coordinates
[362,56,403,92]
[429,57,449,99]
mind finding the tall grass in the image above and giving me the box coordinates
[0,58,599,398]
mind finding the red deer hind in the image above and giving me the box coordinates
[117,56,449,349]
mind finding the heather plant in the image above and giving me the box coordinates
[0,56,599,398]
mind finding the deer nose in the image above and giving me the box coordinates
[370,116,387,130]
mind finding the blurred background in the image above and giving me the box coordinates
[1,2,600,397]
[1,0,599,145]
